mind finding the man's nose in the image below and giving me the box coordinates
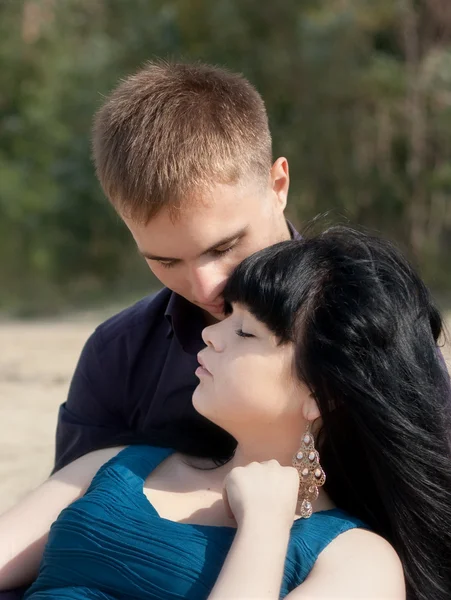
[189,264,225,305]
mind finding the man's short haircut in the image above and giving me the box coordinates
[92,60,273,223]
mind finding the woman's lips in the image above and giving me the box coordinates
[195,365,212,378]
[196,353,212,377]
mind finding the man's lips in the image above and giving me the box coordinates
[201,302,224,313]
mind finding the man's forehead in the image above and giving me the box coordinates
[124,181,264,259]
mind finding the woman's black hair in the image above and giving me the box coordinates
[223,226,451,600]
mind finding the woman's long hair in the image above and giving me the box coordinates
[223,226,451,600]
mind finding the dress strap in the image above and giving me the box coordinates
[112,445,176,480]
[86,445,175,495]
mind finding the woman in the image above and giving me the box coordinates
[1,227,450,599]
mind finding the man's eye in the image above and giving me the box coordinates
[212,245,235,257]
[235,328,255,338]
[157,260,177,269]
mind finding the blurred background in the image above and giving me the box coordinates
[1,0,450,511]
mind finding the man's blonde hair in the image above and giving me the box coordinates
[92,61,273,222]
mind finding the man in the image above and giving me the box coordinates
[54,60,295,472]
[2,60,294,599]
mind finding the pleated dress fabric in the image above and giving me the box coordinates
[25,445,366,600]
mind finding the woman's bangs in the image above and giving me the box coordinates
[223,242,301,341]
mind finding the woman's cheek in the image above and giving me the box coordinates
[226,365,265,410]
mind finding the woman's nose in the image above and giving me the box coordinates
[201,322,224,351]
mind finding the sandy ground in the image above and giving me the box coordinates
[0,315,450,515]
[0,318,99,514]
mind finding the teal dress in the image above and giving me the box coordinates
[25,445,366,599]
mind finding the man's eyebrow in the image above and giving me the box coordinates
[138,227,248,262]
[138,249,179,261]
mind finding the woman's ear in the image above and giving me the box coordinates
[302,392,321,422]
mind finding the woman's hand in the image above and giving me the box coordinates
[222,460,299,530]
[208,460,299,599]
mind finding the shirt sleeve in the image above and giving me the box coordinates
[0,588,28,600]
[52,328,127,473]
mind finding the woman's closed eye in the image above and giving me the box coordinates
[235,328,255,339]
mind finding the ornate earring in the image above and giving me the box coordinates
[292,422,326,518]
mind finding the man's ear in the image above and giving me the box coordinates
[269,157,289,211]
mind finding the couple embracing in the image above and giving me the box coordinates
[1,61,451,600]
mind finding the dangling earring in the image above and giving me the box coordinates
[292,422,326,518]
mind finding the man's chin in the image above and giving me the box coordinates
[198,303,226,322]
[203,310,226,325]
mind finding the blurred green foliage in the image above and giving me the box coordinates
[1,0,450,315]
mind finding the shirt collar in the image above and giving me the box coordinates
[287,219,301,240]
[165,219,300,354]
[165,293,206,355]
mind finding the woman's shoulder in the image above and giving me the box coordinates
[301,527,405,598]
[323,526,402,564]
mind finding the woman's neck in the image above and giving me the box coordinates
[230,445,294,469]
